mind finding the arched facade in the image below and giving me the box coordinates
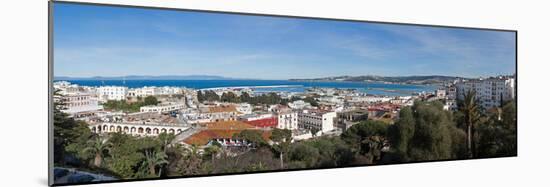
[89,122,188,137]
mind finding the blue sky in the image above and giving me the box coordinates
[53,3,516,80]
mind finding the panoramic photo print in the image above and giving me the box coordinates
[51,2,517,185]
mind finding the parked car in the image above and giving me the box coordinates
[53,168,69,180]
[67,173,95,183]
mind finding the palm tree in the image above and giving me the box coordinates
[178,144,202,175]
[458,90,481,158]
[141,149,168,177]
[270,129,292,169]
[83,135,112,168]
[204,142,222,163]
[273,141,291,169]
[158,132,175,153]
[362,135,387,164]
[185,144,201,159]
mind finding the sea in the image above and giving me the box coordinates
[58,79,437,96]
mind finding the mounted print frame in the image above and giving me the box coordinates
[49,1,517,186]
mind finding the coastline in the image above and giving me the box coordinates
[56,79,437,97]
[200,84,304,90]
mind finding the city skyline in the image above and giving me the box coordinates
[54,3,516,80]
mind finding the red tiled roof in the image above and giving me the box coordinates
[243,117,278,128]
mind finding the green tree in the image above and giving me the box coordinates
[448,124,468,159]
[197,91,205,102]
[341,120,389,164]
[83,135,112,168]
[270,128,292,169]
[392,107,415,161]
[389,101,460,162]
[202,90,220,102]
[458,90,481,158]
[307,137,354,167]
[204,142,222,163]
[289,143,320,168]
[477,101,517,157]
[105,133,146,178]
[158,132,175,153]
[412,101,453,160]
[53,89,84,165]
[143,96,159,106]
[64,120,94,164]
[177,145,203,175]
[234,130,267,148]
[245,92,285,105]
[240,92,252,103]
[102,100,142,112]
[290,96,301,102]
[221,92,240,103]
[206,147,278,174]
[303,97,319,107]
[501,101,517,133]
[139,149,168,177]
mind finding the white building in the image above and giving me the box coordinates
[98,86,128,101]
[206,88,248,97]
[298,110,337,133]
[288,100,311,110]
[90,122,188,137]
[268,104,298,130]
[318,96,344,105]
[158,86,184,95]
[349,96,392,103]
[140,102,186,113]
[188,99,199,110]
[53,81,72,88]
[235,103,252,114]
[128,87,158,97]
[54,81,81,93]
[179,109,211,124]
[389,96,414,106]
[60,92,103,116]
[277,112,298,130]
[184,105,241,123]
[455,76,515,109]
[128,86,183,97]
[445,85,457,100]
[238,113,274,121]
[435,89,446,98]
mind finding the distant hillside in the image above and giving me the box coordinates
[289,75,462,85]
[54,75,234,80]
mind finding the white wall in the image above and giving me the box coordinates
[321,112,336,132]
[277,112,298,130]
[1,0,548,187]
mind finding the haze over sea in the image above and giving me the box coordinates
[58,79,436,96]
